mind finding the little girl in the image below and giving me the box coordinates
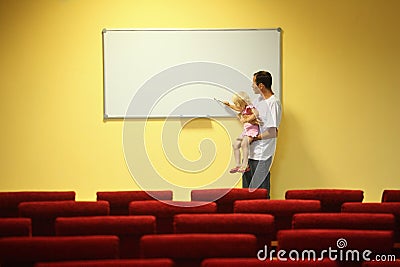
[223,91,261,173]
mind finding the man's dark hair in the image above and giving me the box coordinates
[254,71,272,89]
[253,70,269,77]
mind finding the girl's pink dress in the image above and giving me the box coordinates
[240,105,259,138]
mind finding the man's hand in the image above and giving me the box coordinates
[253,128,277,141]
[250,134,262,144]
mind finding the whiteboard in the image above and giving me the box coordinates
[102,28,281,119]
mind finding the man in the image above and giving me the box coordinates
[242,71,282,198]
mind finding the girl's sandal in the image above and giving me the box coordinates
[229,167,240,173]
[237,166,250,173]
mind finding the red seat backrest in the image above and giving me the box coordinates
[56,215,156,258]
[191,188,268,213]
[96,190,173,215]
[19,201,110,236]
[129,200,217,233]
[285,189,364,212]
[0,236,119,267]
[0,191,75,218]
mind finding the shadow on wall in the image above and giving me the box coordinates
[271,108,324,199]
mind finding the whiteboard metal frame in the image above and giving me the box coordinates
[102,28,282,120]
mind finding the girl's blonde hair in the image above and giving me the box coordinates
[232,91,251,109]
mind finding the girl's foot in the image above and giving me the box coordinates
[229,166,240,173]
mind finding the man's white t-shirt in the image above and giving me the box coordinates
[250,94,282,160]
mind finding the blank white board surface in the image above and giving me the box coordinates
[102,28,281,119]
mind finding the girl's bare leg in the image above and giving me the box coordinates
[239,136,253,171]
[232,138,242,167]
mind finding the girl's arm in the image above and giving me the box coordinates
[223,101,242,112]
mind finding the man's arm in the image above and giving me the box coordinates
[253,127,278,141]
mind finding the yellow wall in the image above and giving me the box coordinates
[1,0,399,201]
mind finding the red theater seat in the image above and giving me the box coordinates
[201,258,339,267]
[0,218,32,237]
[35,259,175,267]
[285,189,364,212]
[97,190,173,215]
[129,200,217,233]
[0,236,119,267]
[140,233,257,267]
[382,190,400,202]
[174,213,274,249]
[234,199,321,238]
[278,229,393,255]
[362,260,400,266]
[0,191,75,217]
[19,201,110,236]
[56,215,155,258]
[341,202,400,242]
[191,188,268,213]
[292,213,396,231]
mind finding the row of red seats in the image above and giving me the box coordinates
[1,189,400,241]
[66,188,400,213]
[1,189,400,266]
[0,210,398,252]
[2,198,399,232]
[30,259,400,267]
[1,188,400,217]
[202,259,400,267]
[100,188,396,214]
[0,232,398,266]
[4,197,400,240]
